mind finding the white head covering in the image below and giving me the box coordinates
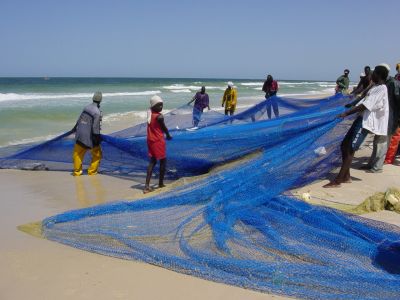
[147,95,163,124]
[378,63,391,72]
[227,81,234,88]
[150,95,163,107]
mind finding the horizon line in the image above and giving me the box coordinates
[0,76,336,82]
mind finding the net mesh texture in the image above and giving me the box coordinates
[2,94,400,299]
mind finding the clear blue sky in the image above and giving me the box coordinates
[0,0,398,80]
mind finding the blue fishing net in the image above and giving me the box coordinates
[0,94,343,178]
[5,94,400,299]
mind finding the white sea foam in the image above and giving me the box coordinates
[162,84,225,91]
[170,89,192,93]
[163,84,200,90]
[241,82,263,86]
[279,81,331,85]
[318,84,337,88]
[279,89,334,97]
[244,81,336,87]
[0,91,162,102]
[103,109,171,124]
[103,91,162,96]
[102,111,148,123]
[321,88,335,94]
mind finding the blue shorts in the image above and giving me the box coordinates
[344,116,368,151]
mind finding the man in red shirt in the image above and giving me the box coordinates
[384,63,400,164]
[262,75,279,119]
[144,95,172,194]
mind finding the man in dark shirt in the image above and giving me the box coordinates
[336,69,350,94]
[352,66,372,95]
[386,68,400,136]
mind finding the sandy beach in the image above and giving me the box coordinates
[1,97,399,300]
[294,139,400,228]
[0,169,289,300]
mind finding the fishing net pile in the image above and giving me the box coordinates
[352,188,400,214]
[2,94,400,299]
[321,188,400,215]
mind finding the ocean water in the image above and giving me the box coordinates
[0,77,339,147]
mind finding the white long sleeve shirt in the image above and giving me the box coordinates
[358,84,389,136]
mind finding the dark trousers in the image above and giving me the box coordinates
[266,93,279,119]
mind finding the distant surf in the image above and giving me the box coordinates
[0,77,345,147]
[0,91,162,102]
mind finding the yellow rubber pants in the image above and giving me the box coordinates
[72,143,102,176]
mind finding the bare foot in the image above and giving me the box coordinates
[143,187,153,194]
[343,178,352,183]
[323,181,342,188]
[157,184,166,189]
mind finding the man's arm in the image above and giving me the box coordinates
[206,94,210,110]
[339,103,366,118]
[157,114,172,140]
[346,82,374,108]
[221,90,226,107]
[187,94,196,105]
[262,82,267,93]
[351,79,364,95]
[336,76,346,89]
[232,89,237,106]
[344,78,350,89]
